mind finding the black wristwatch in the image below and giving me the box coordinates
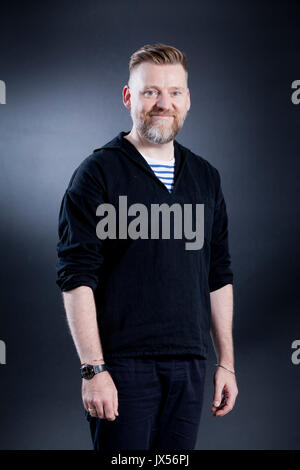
[80,363,108,380]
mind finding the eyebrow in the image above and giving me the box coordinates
[143,86,185,91]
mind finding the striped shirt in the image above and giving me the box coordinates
[140,153,175,193]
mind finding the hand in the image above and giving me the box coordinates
[82,370,119,421]
[212,366,238,417]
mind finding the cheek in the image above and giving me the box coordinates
[132,104,145,119]
[178,105,188,118]
[135,101,151,114]
[143,101,155,113]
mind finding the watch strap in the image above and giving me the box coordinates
[93,364,107,374]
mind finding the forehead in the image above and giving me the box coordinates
[131,62,187,88]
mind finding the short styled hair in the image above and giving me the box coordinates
[128,43,188,85]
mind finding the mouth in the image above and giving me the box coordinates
[150,115,174,119]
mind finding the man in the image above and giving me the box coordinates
[56,43,238,451]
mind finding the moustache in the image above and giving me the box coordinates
[148,113,176,117]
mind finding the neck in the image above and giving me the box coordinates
[124,127,174,162]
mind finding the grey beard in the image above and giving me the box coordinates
[135,115,183,144]
[130,108,188,144]
[141,123,177,144]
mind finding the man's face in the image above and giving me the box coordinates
[124,62,191,144]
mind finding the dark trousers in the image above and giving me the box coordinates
[85,354,207,450]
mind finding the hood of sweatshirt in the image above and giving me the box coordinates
[93,130,188,196]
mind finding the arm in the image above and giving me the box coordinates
[62,285,104,365]
[56,161,118,421]
[62,285,119,421]
[210,283,238,417]
[208,168,238,417]
[210,283,234,370]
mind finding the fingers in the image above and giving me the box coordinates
[85,398,117,421]
[84,399,102,418]
[82,377,119,421]
[88,407,98,418]
[211,394,225,414]
[213,394,234,417]
[103,398,117,420]
[93,401,104,419]
[212,368,238,417]
[113,389,119,417]
[212,383,224,410]
[212,386,238,417]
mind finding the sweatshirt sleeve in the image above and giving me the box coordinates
[55,186,106,293]
[208,168,234,292]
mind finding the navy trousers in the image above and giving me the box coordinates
[85,354,207,450]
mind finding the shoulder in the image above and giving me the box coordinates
[66,151,107,199]
[66,143,124,198]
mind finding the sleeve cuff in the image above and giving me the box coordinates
[56,275,98,293]
[209,276,233,293]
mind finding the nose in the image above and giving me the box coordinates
[155,91,173,111]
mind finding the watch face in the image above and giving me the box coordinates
[81,365,94,380]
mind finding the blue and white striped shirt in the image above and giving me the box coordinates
[140,153,175,193]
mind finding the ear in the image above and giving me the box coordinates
[123,85,131,110]
[187,88,191,111]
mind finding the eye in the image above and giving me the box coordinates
[172,91,182,96]
[144,90,157,97]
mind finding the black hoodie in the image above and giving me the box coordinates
[56,131,234,359]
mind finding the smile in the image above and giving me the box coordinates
[151,115,174,119]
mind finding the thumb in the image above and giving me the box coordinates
[213,384,223,407]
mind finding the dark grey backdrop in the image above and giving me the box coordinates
[0,0,299,450]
